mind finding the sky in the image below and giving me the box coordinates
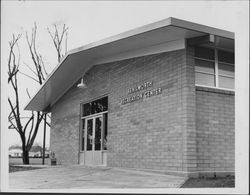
[1,1,249,147]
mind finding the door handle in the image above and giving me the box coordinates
[89,135,94,145]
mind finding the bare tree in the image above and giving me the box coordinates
[7,23,68,164]
[7,34,45,164]
[48,24,68,63]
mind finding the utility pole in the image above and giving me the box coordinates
[42,114,47,165]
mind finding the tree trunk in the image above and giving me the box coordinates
[22,149,30,165]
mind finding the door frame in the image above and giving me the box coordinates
[80,111,108,165]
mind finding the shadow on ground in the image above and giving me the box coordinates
[9,165,43,173]
[181,175,235,188]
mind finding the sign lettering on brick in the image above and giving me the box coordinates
[121,81,162,105]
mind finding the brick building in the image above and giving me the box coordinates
[25,18,234,177]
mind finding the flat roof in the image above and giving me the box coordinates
[25,17,234,111]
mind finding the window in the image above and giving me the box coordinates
[194,46,234,90]
[218,50,234,89]
[82,96,108,117]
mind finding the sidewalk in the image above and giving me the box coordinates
[9,165,186,189]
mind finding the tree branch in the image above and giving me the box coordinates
[27,112,44,151]
[23,112,34,135]
[39,55,48,76]
[26,88,31,99]
[23,62,39,78]
[47,24,68,63]
[19,71,40,83]
[8,98,21,133]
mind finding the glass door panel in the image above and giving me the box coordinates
[86,119,93,151]
[103,113,108,150]
[94,117,102,151]
[81,119,85,151]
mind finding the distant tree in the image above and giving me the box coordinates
[30,144,43,153]
[9,144,22,150]
[7,23,68,164]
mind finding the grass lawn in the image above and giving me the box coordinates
[181,175,235,188]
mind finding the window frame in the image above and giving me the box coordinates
[194,47,235,91]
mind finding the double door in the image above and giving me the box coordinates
[83,114,107,165]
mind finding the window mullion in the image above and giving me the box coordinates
[215,48,219,87]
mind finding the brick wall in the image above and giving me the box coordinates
[50,49,196,175]
[50,91,80,165]
[195,86,235,175]
[107,50,191,174]
[182,47,197,176]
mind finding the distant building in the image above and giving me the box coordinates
[29,151,50,158]
[9,149,22,157]
[29,151,41,158]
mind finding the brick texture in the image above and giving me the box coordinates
[195,86,235,174]
[107,50,190,174]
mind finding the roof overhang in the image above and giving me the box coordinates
[25,17,234,112]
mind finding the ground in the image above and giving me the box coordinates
[181,175,235,188]
[9,158,235,188]
[9,165,186,189]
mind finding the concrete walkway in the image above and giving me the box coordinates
[9,165,186,189]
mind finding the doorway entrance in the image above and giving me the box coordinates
[85,114,104,165]
[79,96,108,166]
